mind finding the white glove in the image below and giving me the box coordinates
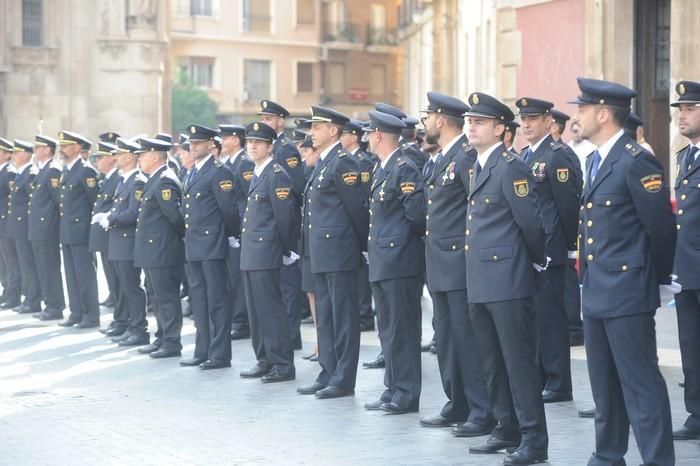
[362,251,369,264]
[567,250,578,259]
[227,236,240,248]
[98,214,111,230]
[91,212,107,225]
[282,251,300,265]
[532,256,551,272]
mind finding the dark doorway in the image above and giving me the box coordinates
[634,0,671,174]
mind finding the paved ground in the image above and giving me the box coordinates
[0,287,699,465]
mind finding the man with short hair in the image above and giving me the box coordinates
[239,122,299,383]
[7,139,41,314]
[134,137,186,359]
[463,92,548,465]
[0,137,20,309]
[572,77,675,466]
[28,135,65,321]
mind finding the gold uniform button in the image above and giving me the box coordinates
[185,223,189,229]
[587,220,593,227]
[425,230,430,236]
[579,219,582,225]
[241,227,245,232]
[683,180,688,185]
[681,194,687,200]
[40,217,44,221]
[492,256,498,261]
[485,198,490,204]
[605,200,611,206]
[677,224,681,230]
[678,209,684,215]
[580,205,584,211]
[390,242,395,247]
[587,254,594,261]
[425,215,429,220]
[587,238,593,244]
[466,229,470,235]
[27,210,31,214]
[428,200,432,205]
[149,239,154,243]
[368,236,371,241]
[325,233,330,238]
[122,233,127,237]
[258,237,263,241]
[369,223,372,228]
[622,265,628,271]
[186,204,190,208]
[587,202,593,209]
[468,215,472,221]
[464,245,469,251]
[451,245,456,250]
[205,230,209,235]
[471,200,475,206]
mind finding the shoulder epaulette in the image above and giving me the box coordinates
[161,168,183,189]
[136,172,148,183]
[624,142,642,157]
[273,163,282,173]
[29,165,39,175]
[549,141,563,151]
[675,144,690,156]
[396,156,405,166]
[503,151,516,163]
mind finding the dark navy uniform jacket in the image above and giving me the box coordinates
[367,151,425,282]
[182,156,240,262]
[240,160,299,271]
[107,171,146,262]
[0,163,14,238]
[224,151,255,222]
[134,166,185,269]
[523,134,582,265]
[88,170,122,253]
[273,133,305,198]
[28,160,61,242]
[401,141,428,172]
[304,142,369,274]
[674,144,700,290]
[425,135,476,292]
[465,144,546,303]
[579,135,676,318]
[59,159,99,245]
[351,147,374,200]
[7,164,36,240]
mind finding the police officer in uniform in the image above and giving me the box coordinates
[0,137,21,309]
[296,106,368,399]
[97,137,149,346]
[239,122,299,383]
[219,124,254,341]
[671,80,700,441]
[463,93,548,465]
[258,100,305,350]
[7,140,41,314]
[418,92,494,437]
[363,111,425,414]
[505,121,520,155]
[90,141,123,335]
[28,135,65,320]
[57,131,100,328]
[180,124,240,370]
[550,109,570,143]
[516,97,582,403]
[572,77,676,466]
[375,102,426,172]
[340,118,375,332]
[133,137,186,359]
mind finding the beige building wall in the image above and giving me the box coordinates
[0,0,169,141]
[398,3,434,116]
[170,0,322,122]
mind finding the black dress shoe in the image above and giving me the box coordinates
[360,321,375,332]
[58,317,82,327]
[17,304,41,314]
[0,300,21,309]
[420,414,460,427]
[105,326,127,337]
[364,399,387,411]
[118,334,150,346]
[679,381,685,388]
[578,408,596,418]
[137,344,160,354]
[503,446,547,465]
[261,368,295,383]
[429,344,437,354]
[199,359,231,370]
[99,298,115,308]
[150,348,181,359]
[380,402,416,415]
[672,425,700,440]
[111,332,132,343]
[297,381,326,395]
[569,333,584,347]
[362,354,385,369]
[230,328,250,340]
[76,321,99,329]
[542,390,573,403]
[240,363,272,378]
[300,315,314,324]
[38,310,64,321]
[181,300,192,317]
[469,436,520,454]
[315,386,354,399]
[302,352,318,360]
[452,421,494,437]
[309,353,319,362]
[180,357,206,367]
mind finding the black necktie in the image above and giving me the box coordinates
[248,173,258,194]
[588,150,602,186]
[423,158,435,178]
[686,146,699,170]
[522,148,531,163]
[186,167,198,189]
[474,161,482,181]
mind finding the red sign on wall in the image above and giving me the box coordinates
[348,88,369,101]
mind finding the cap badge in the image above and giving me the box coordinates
[253,123,260,131]
[520,98,528,107]
[190,126,196,134]
[472,94,480,105]
[679,83,686,95]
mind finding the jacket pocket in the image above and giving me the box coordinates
[436,236,464,251]
[478,245,513,262]
[597,255,646,272]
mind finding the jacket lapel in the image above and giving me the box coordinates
[469,143,504,197]
[371,151,398,192]
[187,156,213,192]
[584,139,624,200]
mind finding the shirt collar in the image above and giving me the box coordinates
[194,154,212,171]
[429,152,441,162]
[219,155,230,164]
[105,167,118,179]
[477,142,503,168]
[530,133,550,153]
[37,157,53,169]
[319,141,341,161]
[380,147,401,169]
[16,161,33,174]
[254,155,274,176]
[66,156,81,170]
[230,149,245,163]
[350,147,359,156]
[0,161,8,171]
[120,168,138,180]
[597,129,625,162]
[441,133,464,156]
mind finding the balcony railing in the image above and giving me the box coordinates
[367,26,398,46]
[323,22,361,43]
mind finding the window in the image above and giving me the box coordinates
[22,0,42,47]
[179,57,216,88]
[368,3,387,44]
[370,65,386,97]
[190,0,213,16]
[244,59,271,101]
[297,63,314,93]
[654,0,670,94]
[327,63,345,95]
[297,0,315,25]
[243,0,271,33]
